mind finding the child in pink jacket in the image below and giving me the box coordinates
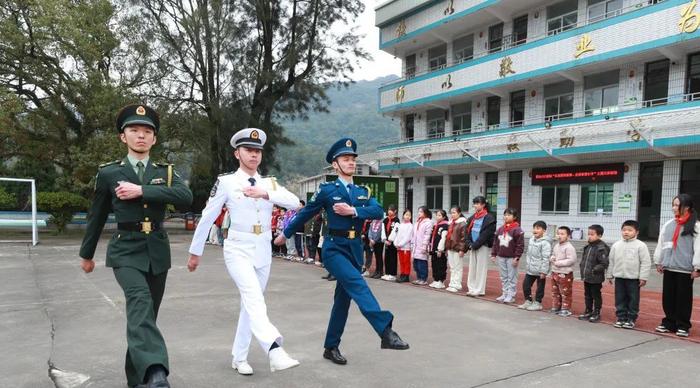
[550,226,577,316]
[411,206,434,285]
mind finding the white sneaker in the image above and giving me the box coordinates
[232,360,254,375]
[269,347,300,372]
[496,294,506,302]
[362,271,370,277]
[428,281,438,288]
[314,261,322,266]
[517,300,532,309]
[384,275,396,281]
[526,301,543,311]
[434,281,446,289]
[503,297,515,304]
[445,287,458,293]
[305,258,314,264]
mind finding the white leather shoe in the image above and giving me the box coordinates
[232,360,254,375]
[269,347,300,372]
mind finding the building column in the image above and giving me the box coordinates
[660,159,682,228]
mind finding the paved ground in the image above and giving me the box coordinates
[3,234,700,388]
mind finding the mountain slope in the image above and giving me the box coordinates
[271,75,400,179]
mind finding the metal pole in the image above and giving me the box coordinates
[31,179,38,246]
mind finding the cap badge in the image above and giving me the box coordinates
[345,139,352,147]
[136,106,146,115]
[251,130,259,140]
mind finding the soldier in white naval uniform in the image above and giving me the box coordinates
[187,128,301,375]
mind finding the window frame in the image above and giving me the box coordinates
[540,185,571,214]
[426,176,444,211]
[449,174,470,210]
[579,182,614,214]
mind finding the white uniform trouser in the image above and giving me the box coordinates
[447,250,463,290]
[223,234,282,362]
[467,246,490,295]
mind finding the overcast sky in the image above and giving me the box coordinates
[351,0,401,81]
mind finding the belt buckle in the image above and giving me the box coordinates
[348,230,356,239]
[252,224,262,235]
[141,221,152,234]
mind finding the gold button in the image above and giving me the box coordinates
[145,217,149,221]
[143,204,148,208]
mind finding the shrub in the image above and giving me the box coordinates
[37,192,89,233]
[0,188,16,210]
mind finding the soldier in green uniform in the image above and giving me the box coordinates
[78,104,193,388]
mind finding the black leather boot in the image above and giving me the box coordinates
[380,326,409,350]
[323,347,347,365]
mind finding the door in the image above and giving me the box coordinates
[508,171,523,216]
[404,177,414,214]
[637,162,663,240]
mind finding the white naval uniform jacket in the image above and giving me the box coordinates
[189,169,300,267]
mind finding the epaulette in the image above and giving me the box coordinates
[218,171,235,177]
[99,160,120,168]
[320,181,333,186]
[155,162,173,167]
[262,176,278,190]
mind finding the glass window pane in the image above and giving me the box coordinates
[451,174,470,184]
[580,184,594,212]
[544,80,574,97]
[545,97,560,118]
[436,188,443,209]
[556,186,570,212]
[602,85,619,108]
[585,89,602,113]
[563,12,578,29]
[541,187,555,212]
[548,0,578,18]
[585,70,620,89]
[560,94,574,115]
[426,176,443,185]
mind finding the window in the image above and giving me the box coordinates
[485,172,499,215]
[427,109,446,138]
[450,174,470,210]
[584,70,619,115]
[588,0,622,23]
[428,44,447,71]
[687,52,700,99]
[404,114,415,141]
[451,102,472,134]
[512,15,528,46]
[405,54,416,79]
[547,0,578,35]
[404,178,414,213]
[541,185,570,213]
[510,90,525,127]
[453,34,474,64]
[544,80,574,121]
[426,176,444,211]
[488,23,504,53]
[644,59,670,106]
[580,183,614,213]
[487,96,501,128]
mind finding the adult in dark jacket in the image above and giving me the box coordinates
[578,224,610,322]
[465,196,497,296]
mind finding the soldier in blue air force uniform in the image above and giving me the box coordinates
[274,138,409,365]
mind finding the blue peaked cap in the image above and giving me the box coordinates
[326,138,358,164]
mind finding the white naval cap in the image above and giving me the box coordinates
[230,128,266,149]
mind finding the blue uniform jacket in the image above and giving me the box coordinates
[284,179,383,241]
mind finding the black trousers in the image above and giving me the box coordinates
[373,242,385,275]
[662,270,695,331]
[384,244,397,276]
[430,252,447,282]
[306,235,319,260]
[583,282,603,312]
[614,278,641,322]
[522,274,546,303]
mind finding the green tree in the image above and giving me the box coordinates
[0,0,166,196]
[0,187,16,210]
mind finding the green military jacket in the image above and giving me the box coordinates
[79,157,193,274]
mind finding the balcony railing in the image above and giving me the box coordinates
[382,0,667,87]
[383,91,697,149]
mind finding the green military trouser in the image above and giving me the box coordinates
[113,266,169,386]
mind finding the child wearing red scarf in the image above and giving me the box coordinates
[654,194,700,337]
[490,208,525,304]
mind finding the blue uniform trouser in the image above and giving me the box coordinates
[322,237,394,349]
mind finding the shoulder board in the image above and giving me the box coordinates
[320,181,333,186]
[218,171,235,177]
[155,162,173,167]
[99,160,120,168]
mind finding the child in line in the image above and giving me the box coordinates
[606,220,651,329]
[518,221,551,311]
[490,208,525,304]
[411,206,433,285]
[550,226,577,317]
[578,224,610,323]
[445,207,467,293]
[387,209,413,283]
[381,206,400,281]
[429,210,450,289]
